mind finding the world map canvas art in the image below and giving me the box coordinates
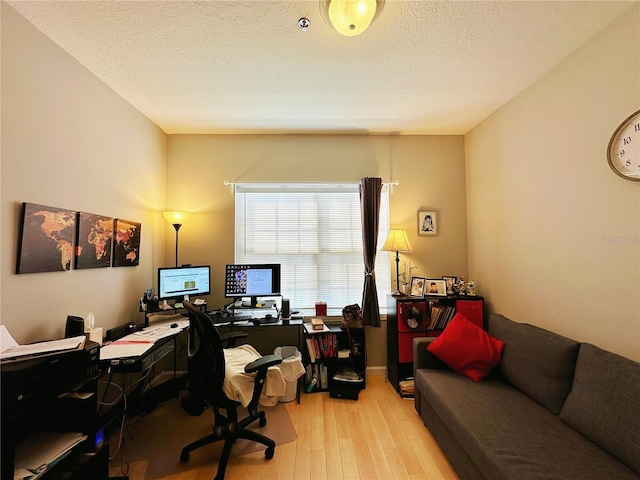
[17,202,76,274]
[113,218,141,267]
[75,212,114,269]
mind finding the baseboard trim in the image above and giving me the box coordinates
[366,366,386,376]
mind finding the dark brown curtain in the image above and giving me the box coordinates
[359,177,382,327]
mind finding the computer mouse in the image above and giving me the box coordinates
[171,323,178,328]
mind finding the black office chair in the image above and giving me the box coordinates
[179,301,283,480]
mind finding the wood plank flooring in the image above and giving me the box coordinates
[108,374,458,480]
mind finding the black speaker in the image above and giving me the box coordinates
[65,316,85,338]
[282,298,290,319]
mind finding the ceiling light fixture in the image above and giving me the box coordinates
[319,0,385,37]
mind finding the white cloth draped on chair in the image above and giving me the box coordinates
[223,344,287,407]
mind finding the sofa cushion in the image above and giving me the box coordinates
[427,313,504,381]
[487,313,579,414]
[560,343,640,474]
[415,368,640,479]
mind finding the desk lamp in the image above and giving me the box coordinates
[163,211,191,267]
[382,229,413,296]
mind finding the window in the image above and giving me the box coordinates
[234,183,390,315]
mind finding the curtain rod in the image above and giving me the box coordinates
[223,180,399,186]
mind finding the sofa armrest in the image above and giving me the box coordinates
[413,336,448,414]
[413,336,447,374]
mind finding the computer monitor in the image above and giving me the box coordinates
[224,264,281,307]
[158,265,211,302]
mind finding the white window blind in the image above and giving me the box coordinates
[234,183,390,315]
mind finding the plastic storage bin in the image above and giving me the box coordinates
[274,346,305,402]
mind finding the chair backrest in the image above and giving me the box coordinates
[183,301,229,406]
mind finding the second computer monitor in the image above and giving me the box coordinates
[224,263,281,306]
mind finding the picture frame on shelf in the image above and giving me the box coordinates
[409,276,426,298]
[442,276,457,295]
[418,209,438,236]
[425,279,447,296]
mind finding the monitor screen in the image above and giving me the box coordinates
[158,265,211,300]
[224,264,281,302]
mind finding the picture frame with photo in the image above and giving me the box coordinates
[409,276,426,298]
[425,279,447,296]
[442,275,457,295]
[418,209,438,236]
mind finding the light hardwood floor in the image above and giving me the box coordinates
[108,374,458,480]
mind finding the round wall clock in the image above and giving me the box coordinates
[607,109,640,181]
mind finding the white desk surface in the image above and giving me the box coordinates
[100,314,188,360]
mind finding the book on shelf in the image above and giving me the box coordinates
[306,333,340,361]
[427,302,456,330]
[398,378,415,397]
[305,338,316,363]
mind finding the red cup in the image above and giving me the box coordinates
[315,301,327,316]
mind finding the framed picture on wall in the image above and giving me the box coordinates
[409,276,426,298]
[425,279,447,296]
[418,210,438,236]
[75,212,113,269]
[16,202,76,274]
[112,218,141,267]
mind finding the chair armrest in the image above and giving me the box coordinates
[220,331,248,347]
[245,353,283,373]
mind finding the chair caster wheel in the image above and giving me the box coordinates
[265,446,275,459]
[180,450,190,463]
[260,416,267,427]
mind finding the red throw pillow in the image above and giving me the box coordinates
[427,313,504,381]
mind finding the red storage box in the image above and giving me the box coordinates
[398,332,424,363]
[456,300,483,329]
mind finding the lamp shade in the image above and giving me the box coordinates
[382,229,414,253]
[163,211,191,225]
[320,0,385,37]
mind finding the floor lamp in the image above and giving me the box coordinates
[382,229,414,296]
[163,211,191,267]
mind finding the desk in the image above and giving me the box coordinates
[98,317,188,425]
[100,315,188,372]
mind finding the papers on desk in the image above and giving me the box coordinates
[99,316,189,361]
[1,325,85,362]
[100,340,154,360]
[13,431,87,479]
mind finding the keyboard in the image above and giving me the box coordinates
[211,314,253,325]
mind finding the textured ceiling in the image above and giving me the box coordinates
[8,1,636,135]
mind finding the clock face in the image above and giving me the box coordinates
[607,110,640,181]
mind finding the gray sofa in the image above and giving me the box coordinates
[413,313,640,479]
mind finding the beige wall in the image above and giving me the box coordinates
[1,3,168,343]
[466,6,640,361]
[166,134,468,366]
[6,0,636,368]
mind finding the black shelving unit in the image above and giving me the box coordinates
[386,294,484,393]
[1,365,108,480]
[303,323,366,397]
